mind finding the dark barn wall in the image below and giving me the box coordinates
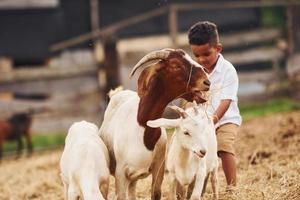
[0,0,260,64]
[0,0,92,65]
[0,8,63,65]
[100,0,260,37]
[60,0,91,48]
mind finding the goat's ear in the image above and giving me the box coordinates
[192,100,199,115]
[168,105,188,119]
[147,118,180,128]
[137,63,162,97]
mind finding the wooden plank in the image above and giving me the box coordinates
[0,57,12,73]
[0,92,13,101]
[175,0,300,11]
[220,28,281,49]
[50,6,168,52]
[0,65,98,83]
[117,28,281,54]
[225,47,284,66]
[0,0,58,9]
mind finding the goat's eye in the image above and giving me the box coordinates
[183,131,190,136]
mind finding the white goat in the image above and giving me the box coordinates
[60,121,110,200]
[99,89,168,200]
[147,105,219,200]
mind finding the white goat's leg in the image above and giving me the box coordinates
[62,181,69,200]
[128,180,137,200]
[80,175,104,200]
[151,143,167,200]
[211,167,219,200]
[201,173,210,197]
[100,179,110,200]
[151,153,166,200]
[115,165,129,200]
[187,178,195,199]
[176,181,187,200]
[60,173,69,200]
[168,174,177,200]
[190,164,207,200]
[67,182,80,200]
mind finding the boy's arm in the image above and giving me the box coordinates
[213,99,231,124]
[213,65,239,124]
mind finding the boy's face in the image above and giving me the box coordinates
[191,43,222,73]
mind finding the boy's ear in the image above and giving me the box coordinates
[216,43,223,53]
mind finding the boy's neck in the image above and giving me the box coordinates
[206,55,220,74]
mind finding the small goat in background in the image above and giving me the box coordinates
[0,111,33,160]
[60,121,110,200]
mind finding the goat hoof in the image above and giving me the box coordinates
[152,192,161,200]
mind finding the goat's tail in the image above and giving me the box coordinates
[108,86,124,98]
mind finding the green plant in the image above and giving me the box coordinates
[240,98,300,120]
[3,133,66,154]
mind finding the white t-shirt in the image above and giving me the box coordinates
[206,54,242,128]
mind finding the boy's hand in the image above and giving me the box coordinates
[213,114,219,124]
[213,99,232,124]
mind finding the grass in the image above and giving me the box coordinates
[3,133,66,155]
[240,98,300,121]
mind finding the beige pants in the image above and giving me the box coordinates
[216,123,239,155]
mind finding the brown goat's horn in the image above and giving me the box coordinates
[130,49,173,78]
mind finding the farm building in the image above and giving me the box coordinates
[0,0,299,133]
[0,0,261,65]
[0,2,300,199]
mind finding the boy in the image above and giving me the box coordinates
[187,21,242,188]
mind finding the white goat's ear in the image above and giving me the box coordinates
[192,100,197,106]
[168,105,188,119]
[147,118,180,128]
[192,100,199,115]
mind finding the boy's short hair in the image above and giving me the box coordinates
[188,21,219,45]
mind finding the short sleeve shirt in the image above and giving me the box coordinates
[206,54,242,128]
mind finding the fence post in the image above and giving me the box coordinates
[169,5,178,48]
[103,38,120,95]
[286,5,300,99]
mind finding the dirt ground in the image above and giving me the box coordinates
[0,111,299,200]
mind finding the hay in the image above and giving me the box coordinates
[0,111,299,200]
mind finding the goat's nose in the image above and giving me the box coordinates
[199,150,206,156]
[194,149,206,158]
[203,80,210,87]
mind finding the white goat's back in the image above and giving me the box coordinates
[99,90,139,153]
[60,121,110,200]
[65,120,99,144]
[103,90,137,125]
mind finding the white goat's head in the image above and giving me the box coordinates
[147,104,213,158]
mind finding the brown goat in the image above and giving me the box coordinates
[100,48,210,200]
[0,112,33,160]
